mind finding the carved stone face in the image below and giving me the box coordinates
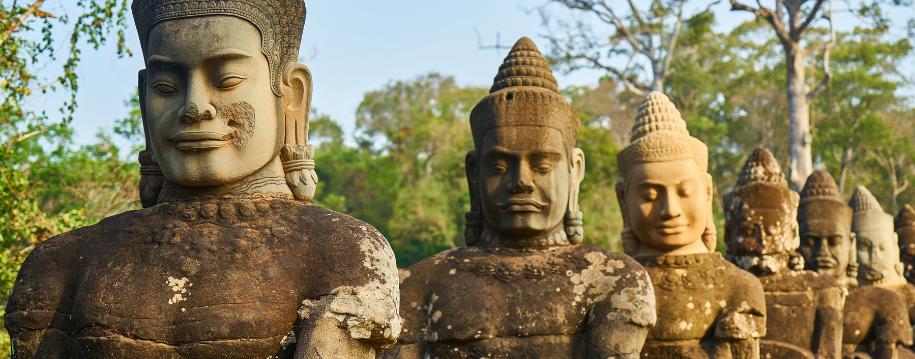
[898,225,915,279]
[801,219,852,280]
[725,185,799,255]
[144,16,283,186]
[477,126,571,237]
[625,158,708,251]
[855,212,904,284]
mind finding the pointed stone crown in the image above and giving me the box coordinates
[489,37,560,94]
[849,185,884,213]
[896,204,915,230]
[470,37,579,156]
[631,91,688,141]
[736,147,787,187]
[799,170,843,204]
[617,91,708,180]
[132,0,307,96]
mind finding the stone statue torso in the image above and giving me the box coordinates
[842,285,914,353]
[5,196,399,358]
[636,252,766,358]
[391,245,654,359]
[757,269,845,359]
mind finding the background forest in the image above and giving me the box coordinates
[1,0,914,355]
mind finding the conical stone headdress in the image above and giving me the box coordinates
[723,147,799,255]
[616,92,708,180]
[850,186,884,214]
[849,185,893,231]
[469,37,579,158]
[896,205,915,231]
[131,0,307,96]
[797,170,852,225]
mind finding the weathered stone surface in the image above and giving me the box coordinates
[5,1,400,357]
[635,253,766,358]
[381,37,654,358]
[895,205,915,284]
[616,92,765,358]
[724,148,844,358]
[6,196,401,358]
[797,172,914,358]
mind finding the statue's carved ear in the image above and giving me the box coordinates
[281,63,313,146]
[137,69,150,147]
[849,232,858,264]
[465,151,480,212]
[570,148,585,187]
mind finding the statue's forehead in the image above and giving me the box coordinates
[480,126,565,152]
[147,16,261,59]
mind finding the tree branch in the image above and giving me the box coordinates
[729,0,792,44]
[795,0,827,37]
[807,0,834,101]
[1,0,45,45]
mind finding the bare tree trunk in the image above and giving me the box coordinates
[838,147,853,194]
[787,47,813,191]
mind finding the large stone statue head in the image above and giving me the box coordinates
[615,92,716,257]
[797,170,858,288]
[464,37,585,248]
[132,0,317,206]
[850,186,905,286]
[724,147,801,275]
[895,204,915,283]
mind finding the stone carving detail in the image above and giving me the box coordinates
[797,171,914,358]
[380,37,655,359]
[896,204,915,284]
[724,148,844,359]
[616,91,766,358]
[4,2,400,358]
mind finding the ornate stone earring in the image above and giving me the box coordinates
[564,211,583,245]
[464,211,483,246]
[847,262,859,278]
[281,144,318,202]
[138,149,164,208]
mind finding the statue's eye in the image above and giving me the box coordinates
[153,83,178,95]
[642,189,658,202]
[679,188,692,197]
[534,163,553,172]
[217,76,245,89]
[490,165,507,173]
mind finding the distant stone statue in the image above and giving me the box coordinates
[4,1,401,358]
[850,186,915,327]
[896,205,915,284]
[616,91,766,358]
[797,172,913,358]
[724,148,844,359]
[380,37,656,359]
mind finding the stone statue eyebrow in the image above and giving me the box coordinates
[638,177,696,187]
[147,50,254,69]
[483,146,562,157]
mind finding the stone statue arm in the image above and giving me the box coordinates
[294,224,402,358]
[813,286,846,359]
[582,256,655,359]
[4,232,78,359]
[710,274,767,359]
[375,261,437,359]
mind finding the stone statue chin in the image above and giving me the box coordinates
[798,172,914,358]
[616,92,767,358]
[380,37,656,359]
[3,2,401,358]
[724,148,845,359]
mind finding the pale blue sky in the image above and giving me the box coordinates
[24,1,914,149]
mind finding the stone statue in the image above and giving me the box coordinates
[616,91,766,358]
[380,37,656,359]
[797,171,913,358]
[4,1,402,358]
[850,186,915,329]
[896,205,915,284]
[724,148,844,359]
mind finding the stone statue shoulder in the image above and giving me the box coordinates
[844,285,914,347]
[759,269,846,304]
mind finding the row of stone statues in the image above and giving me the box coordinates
[4,1,915,358]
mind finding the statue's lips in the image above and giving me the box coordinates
[655,222,688,235]
[815,257,838,268]
[167,131,234,150]
[498,199,544,212]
